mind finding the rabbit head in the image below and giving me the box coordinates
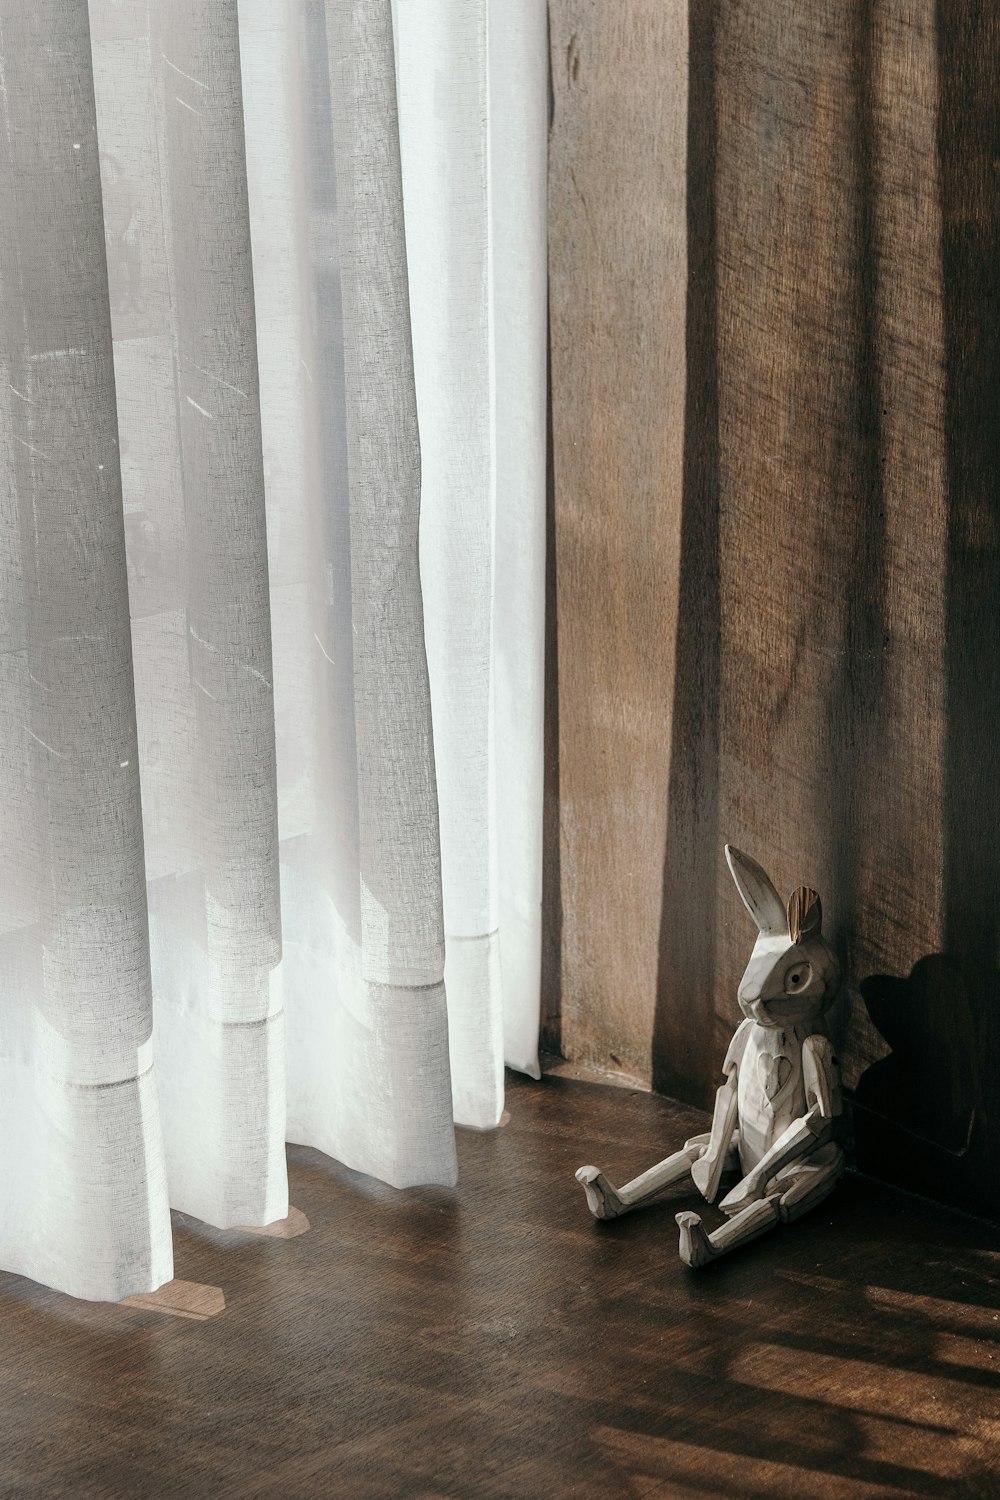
[725,844,841,1028]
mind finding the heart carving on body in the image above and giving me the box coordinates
[757,1050,791,1101]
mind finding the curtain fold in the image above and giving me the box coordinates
[0,0,546,1301]
[395,0,503,1129]
[488,0,549,1083]
[394,0,549,1117]
[92,0,288,1235]
[0,0,172,1301]
[251,0,458,1187]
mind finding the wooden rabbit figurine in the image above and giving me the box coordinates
[575,845,844,1266]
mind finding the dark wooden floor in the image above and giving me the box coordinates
[2,1074,1000,1498]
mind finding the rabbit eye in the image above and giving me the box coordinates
[785,963,812,993]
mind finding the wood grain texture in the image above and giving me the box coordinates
[546,0,1000,1219]
[547,1,689,1084]
[709,0,949,1148]
[2,1075,998,1498]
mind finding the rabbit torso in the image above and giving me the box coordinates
[736,1023,808,1173]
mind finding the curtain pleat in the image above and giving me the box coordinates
[489,0,549,1081]
[394,0,502,1128]
[91,0,287,1230]
[393,0,549,1116]
[239,0,457,1188]
[0,0,171,1300]
[0,0,546,1300]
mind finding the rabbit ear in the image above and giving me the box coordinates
[787,886,822,942]
[725,845,788,935]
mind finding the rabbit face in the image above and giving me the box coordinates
[725,845,841,1029]
[736,930,840,1028]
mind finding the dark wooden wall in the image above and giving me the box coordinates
[545,0,1000,1220]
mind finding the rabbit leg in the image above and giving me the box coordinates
[576,1132,714,1220]
[772,1142,844,1223]
[676,1144,844,1266]
[676,1193,782,1268]
[718,1104,829,1215]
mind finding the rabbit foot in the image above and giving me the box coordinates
[675,1210,716,1267]
[576,1165,627,1220]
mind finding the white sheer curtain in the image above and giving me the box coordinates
[0,0,546,1301]
[393,0,548,1124]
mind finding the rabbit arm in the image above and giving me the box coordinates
[719,1104,830,1213]
[802,1034,842,1118]
[690,1078,739,1202]
[690,1020,752,1202]
[723,1017,754,1074]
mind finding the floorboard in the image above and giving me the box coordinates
[1,1074,998,1498]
